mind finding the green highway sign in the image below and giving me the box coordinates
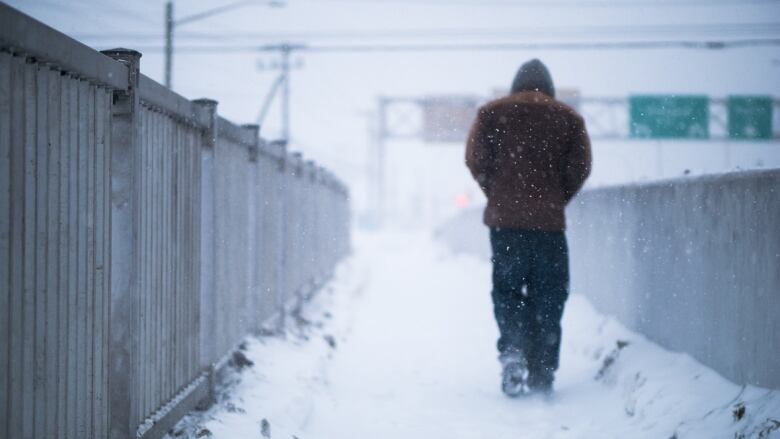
[630,95,709,139]
[728,96,773,140]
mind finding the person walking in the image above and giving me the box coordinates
[465,59,591,396]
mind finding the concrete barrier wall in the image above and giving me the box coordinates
[566,169,780,389]
[0,4,352,438]
[436,169,780,390]
[436,170,780,389]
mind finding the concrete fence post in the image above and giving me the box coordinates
[192,99,218,405]
[304,160,316,291]
[242,124,260,331]
[243,124,260,163]
[312,165,321,285]
[101,48,141,439]
[289,152,303,307]
[273,141,288,332]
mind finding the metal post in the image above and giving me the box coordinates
[101,48,141,439]
[165,1,173,88]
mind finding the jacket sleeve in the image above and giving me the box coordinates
[562,114,592,203]
[465,107,495,195]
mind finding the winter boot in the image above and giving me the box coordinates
[527,369,554,395]
[500,352,528,397]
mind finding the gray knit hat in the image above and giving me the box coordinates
[510,59,555,98]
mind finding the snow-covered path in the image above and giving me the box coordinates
[305,230,601,438]
[169,229,780,439]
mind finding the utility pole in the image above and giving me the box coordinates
[165,1,173,88]
[256,43,305,144]
[163,0,285,89]
[256,74,285,128]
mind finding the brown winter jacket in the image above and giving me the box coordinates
[465,90,591,231]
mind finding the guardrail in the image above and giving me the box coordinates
[0,4,351,439]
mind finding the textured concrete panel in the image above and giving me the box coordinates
[566,169,780,389]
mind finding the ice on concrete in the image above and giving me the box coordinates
[167,230,780,439]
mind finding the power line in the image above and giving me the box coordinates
[163,0,286,88]
[70,22,780,41]
[175,0,285,26]
[298,0,780,7]
[288,39,780,52]
[112,38,780,53]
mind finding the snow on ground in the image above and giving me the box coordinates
[168,229,780,439]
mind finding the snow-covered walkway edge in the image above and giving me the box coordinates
[167,230,780,439]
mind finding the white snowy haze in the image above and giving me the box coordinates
[7,0,780,226]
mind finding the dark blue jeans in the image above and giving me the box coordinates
[489,228,569,376]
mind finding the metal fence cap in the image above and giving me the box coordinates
[267,139,287,161]
[242,125,260,161]
[291,152,303,164]
[256,137,270,156]
[290,152,304,174]
[192,98,218,108]
[304,160,317,181]
[101,47,142,58]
